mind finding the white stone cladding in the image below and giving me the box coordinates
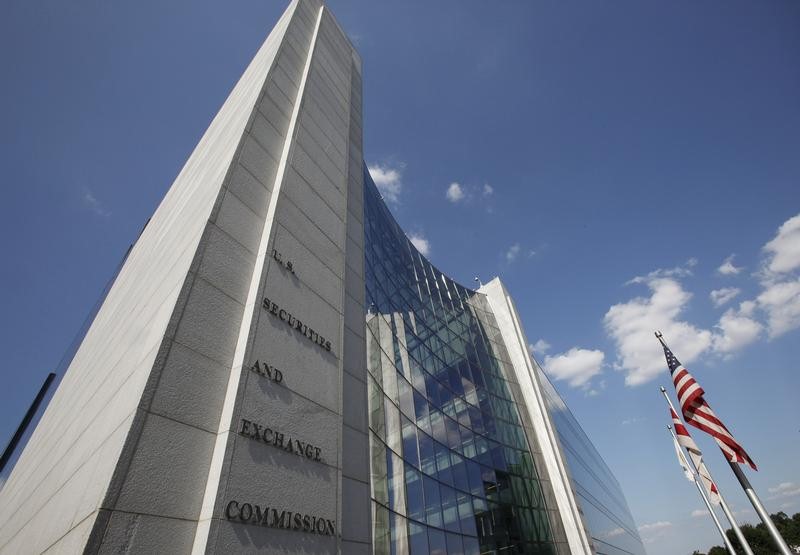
[0,1,369,553]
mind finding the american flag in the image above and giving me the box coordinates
[662,339,757,470]
[671,407,721,504]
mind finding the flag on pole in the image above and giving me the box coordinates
[671,408,721,504]
[661,339,757,470]
[671,430,695,482]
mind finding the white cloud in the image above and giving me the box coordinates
[712,301,762,354]
[763,214,800,275]
[605,528,626,538]
[691,509,709,518]
[408,233,430,256]
[757,278,800,339]
[768,482,800,500]
[506,243,521,262]
[446,182,465,202]
[627,259,697,285]
[638,521,672,534]
[710,287,741,308]
[83,189,111,217]
[717,254,743,276]
[755,213,800,338]
[530,339,551,355]
[603,214,800,386]
[543,347,604,389]
[483,184,494,197]
[368,163,403,204]
[604,276,712,386]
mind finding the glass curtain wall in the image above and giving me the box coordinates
[364,166,568,555]
[535,367,646,555]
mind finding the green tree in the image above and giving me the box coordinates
[705,511,800,554]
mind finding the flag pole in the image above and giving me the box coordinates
[667,424,736,555]
[660,387,754,555]
[728,460,791,555]
[718,495,753,555]
[655,332,792,555]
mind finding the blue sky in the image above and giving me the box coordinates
[1,1,798,553]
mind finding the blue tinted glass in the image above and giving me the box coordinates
[418,430,437,476]
[446,532,465,555]
[423,475,442,528]
[401,416,420,468]
[463,536,481,555]
[428,528,447,555]
[434,442,454,487]
[440,484,460,533]
[405,464,425,522]
[408,521,428,555]
[363,167,575,552]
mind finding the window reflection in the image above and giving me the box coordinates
[364,166,568,554]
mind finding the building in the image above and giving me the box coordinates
[0,1,644,554]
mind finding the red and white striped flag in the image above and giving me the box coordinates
[671,408,721,504]
[662,341,757,470]
[671,429,696,483]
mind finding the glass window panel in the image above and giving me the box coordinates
[482,466,498,501]
[423,474,442,528]
[430,409,447,446]
[454,397,470,428]
[369,377,386,438]
[440,484,460,533]
[460,424,477,459]
[428,527,447,555]
[526,478,542,508]
[380,323,399,404]
[384,397,402,455]
[474,497,493,541]
[446,532,465,555]
[413,390,431,435]
[398,375,415,418]
[405,464,425,522]
[387,450,407,516]
[434,442,454,487]
[450,452,470,493]
[463,536,481,555]
[457,490,477,537]
[437,380,452,408]
[390,511,408,555]
[474,437,492,468]
[510,475,529,507]
[447,366,464,396]
[490,441,508,472]
[408,521,429,555]
[519,507,537,543]
[496,471,513,505]
[401,416,420,468]
[373,501,391,555]
[505,446,520,470]
[466,459,484,498]
[370,435,389,505]
[445,414,462,451]
[409,357,427,395]
[418,430,437,477]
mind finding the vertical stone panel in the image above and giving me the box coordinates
[203,2,370,553]
[0,2,372,554]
